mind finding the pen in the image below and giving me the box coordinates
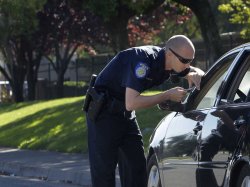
[185,87,195,93]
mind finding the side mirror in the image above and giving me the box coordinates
[158,100,184,112]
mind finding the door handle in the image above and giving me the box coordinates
[193,122,202,135]
[234,116,246,128]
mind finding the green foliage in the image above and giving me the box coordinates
[219,0,250,38]
[0,0,45,36]
[128,1,195,46]
[86,0,159,21]
[86,0,118,21]
[154,15,201,44]
[0,93,167,153]
[123,0,156,13]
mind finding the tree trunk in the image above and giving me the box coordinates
[105,5,134,52]
[12,80,24,102]
[11,64,26,102]
[174,0,223,66]
[104,0,165,52]
[52,43,78,99]
[105,20,130,52]
[2,42,27,103]
[26,51,42,101]
[26,46,36,101]
[56,72,64,98]
[27,66,37,101]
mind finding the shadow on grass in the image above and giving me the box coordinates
[0,99,87,153]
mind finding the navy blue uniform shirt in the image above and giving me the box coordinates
[94,46,188,101]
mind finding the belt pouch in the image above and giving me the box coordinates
[87,88,105,122]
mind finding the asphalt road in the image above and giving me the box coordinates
[0,174,85,187]
[0,147,122,187]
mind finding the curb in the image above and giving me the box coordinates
[0,161,92,186]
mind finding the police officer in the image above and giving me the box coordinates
[85,35,205,187]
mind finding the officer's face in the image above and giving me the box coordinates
[169,48,194,73]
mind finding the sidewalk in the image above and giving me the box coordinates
[0,147,121,186]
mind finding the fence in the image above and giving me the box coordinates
[36,54,113,99]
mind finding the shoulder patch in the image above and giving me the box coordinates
[135,62,149,79]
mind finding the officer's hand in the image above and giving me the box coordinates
[186,69,205,90]
[166,87,187,102]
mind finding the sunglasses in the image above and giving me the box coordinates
[169,48,193,64]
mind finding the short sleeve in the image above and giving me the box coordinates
[122,60,150,93]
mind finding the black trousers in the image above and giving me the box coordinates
[86,108,147,187]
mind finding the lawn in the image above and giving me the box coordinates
[0,93,168,153]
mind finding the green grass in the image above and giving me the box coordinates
[0,92,168,153]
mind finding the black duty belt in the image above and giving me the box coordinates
[96,88,134,119]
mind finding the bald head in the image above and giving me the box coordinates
[165,35,195,59]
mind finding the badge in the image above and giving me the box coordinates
[135,62,149,79]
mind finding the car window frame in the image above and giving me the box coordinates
[221,48,250,105]
[195,63,231,110]
[185,48,243,111]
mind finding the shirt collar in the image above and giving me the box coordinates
[156,48,166,71]
[159,48,172,78]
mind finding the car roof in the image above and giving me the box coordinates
[213,42,250,68]
[229,42,250,52]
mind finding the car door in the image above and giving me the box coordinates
[197,48,250,187]
[161,50,240,187]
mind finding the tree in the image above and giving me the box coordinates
[38,0,109,98]
[87,0,224,64]
[24,28,48,101]
[86,0,165,52]
[172,0,223,64]
[127,2,194,46]
[219,0,250,39]
[0,0,46,102]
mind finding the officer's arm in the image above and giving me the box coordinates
[125,87,186,111]
[185,66,205,90]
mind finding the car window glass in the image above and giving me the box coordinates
[233,56,250,103]
[196,53,238,110]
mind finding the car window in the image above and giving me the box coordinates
[196,71,227,109]
[233,55,250,103]
[196,53,238,110]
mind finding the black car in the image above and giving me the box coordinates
[147,43,250,187]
